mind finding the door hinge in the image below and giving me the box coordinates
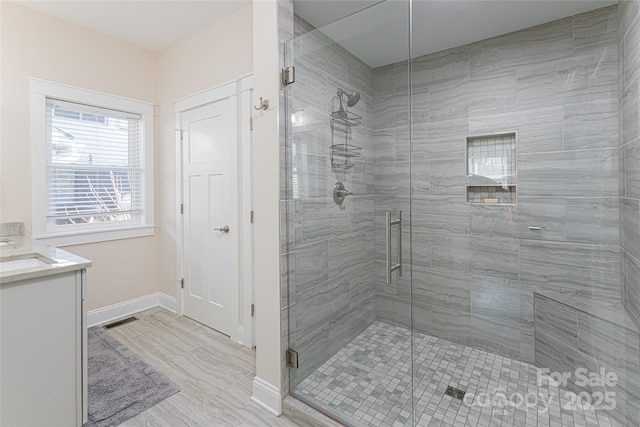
[175,128,183,141]
[286,349,298,369]
[250,116,253,131]
[251,303,255,317]
[180,204,184,214]
[180,278,184,289]
[250,210,254,223]
[282,66,295,86]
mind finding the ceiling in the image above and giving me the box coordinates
[14,0,617,64]
[14,0,250,52]
[300,0,618,68]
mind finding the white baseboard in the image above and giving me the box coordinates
[233,325,249,348]
[158,292,177,313]
[88,292,177,327]
[251,376,282,416]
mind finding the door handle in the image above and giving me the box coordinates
[214,225,230,233]
[386,211,402,284]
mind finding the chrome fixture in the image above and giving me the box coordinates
[333,182,353,205]
[214,225,230,233]
[386,211,402,283]
[336,89,361,117]
[254,97,269,111]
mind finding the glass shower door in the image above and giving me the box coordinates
[284,2,413,425]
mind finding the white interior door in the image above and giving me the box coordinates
[181,96,237,336]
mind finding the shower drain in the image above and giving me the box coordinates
[444,386,466,400]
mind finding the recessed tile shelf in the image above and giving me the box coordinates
[466,132,517,205]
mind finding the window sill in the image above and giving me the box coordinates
[32,225,156,247]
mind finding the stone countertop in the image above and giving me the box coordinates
[0,236,92,284]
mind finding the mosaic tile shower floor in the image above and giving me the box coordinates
[294,322,620,427]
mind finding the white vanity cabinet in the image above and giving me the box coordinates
[1,249,89,427]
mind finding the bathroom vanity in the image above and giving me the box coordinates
[0,229,91,426]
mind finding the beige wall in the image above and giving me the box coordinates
[0,1,159,310]
[156,4,253,307]
[0,2,253,315]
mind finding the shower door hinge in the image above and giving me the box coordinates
[251,303,255,317]
[250,210,254,223]
[180,204,184,214]
[286,349,298,369]
[282,66,295,86]
[180,278,184,289]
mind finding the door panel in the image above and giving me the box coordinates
[181,98,235,336]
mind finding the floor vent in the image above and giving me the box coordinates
[444,386,466,400]
[102,316,138,330]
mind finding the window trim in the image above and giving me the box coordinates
[30,78,155,246]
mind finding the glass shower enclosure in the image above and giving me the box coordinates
[283,1,639,426]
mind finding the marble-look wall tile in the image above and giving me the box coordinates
[470,197,566,241]
[534,328,596,394]
[565,197,620,245]
[563,99,619,150]
[471,315,522,360]
[411,119,468,160]
[624,251,640,332]
[371,129,396,162]
[520,240,621,296]
[412,196,470,234]
[296,278,349,338]
[470,236,519,280]
[573,41,619,102]
[518,148,619,197]
[620,79,639,146]
[411,266,471,312]
[576,312,640,383]
[468,71,518,117]
[623,139,640,198]
[411,45,470,90]
[294,240,328,295]
[470,276,521,322]
[534,294,578,345]
[470,16,574,78]
[623,5,640,87]
[375,294,412,329]
[429,78,469,122]
[517,40,617,111]
[622,198,640,260]
[429,158,466,196]
[374,161,410,196]
[469,107,564,154]
[411,159,431,197]
[373,91,411,129]
[574,5,618,47]
[328,232,368,279]
[430,232,470,271]
[431,305,471,344]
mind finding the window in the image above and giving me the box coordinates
[31,79,154,245]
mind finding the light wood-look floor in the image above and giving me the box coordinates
[104,307,299,427]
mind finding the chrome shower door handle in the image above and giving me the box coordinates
[214,225,230,233]
[386,211,402,284]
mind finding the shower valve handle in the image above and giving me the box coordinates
[336,189,353,197]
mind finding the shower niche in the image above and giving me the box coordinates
[466,132,517,204]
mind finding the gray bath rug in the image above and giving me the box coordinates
[85,327,180,427]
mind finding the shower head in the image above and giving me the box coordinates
[337,89,360,108]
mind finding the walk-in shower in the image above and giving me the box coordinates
[281,1,640,426]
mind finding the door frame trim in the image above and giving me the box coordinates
[175,79,253,347]
[240,74,255,348]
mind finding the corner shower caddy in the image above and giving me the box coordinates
[330,96,362,173]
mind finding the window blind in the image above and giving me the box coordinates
[45,98,144,228]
